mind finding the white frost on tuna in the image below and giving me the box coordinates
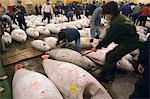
[44,37,57,48]
[11,29,27,42]
[46,48,96,69]
[13,65,63,99]
[31,40,50,51]
[2,32,12,45]
[36,26,50,36]
[83,42,134,71]
[42,58,112,99]
[26,28,39,38]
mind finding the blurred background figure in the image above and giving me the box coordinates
[15,0,27,30]
[120,2,132,17]
[39,4,42,15]
[139,4,150,26]
[35,4,39,15]
[65,4,74,22]
[90,6,102,39]
[130,36,150,99]
[131,3,141,24]
[75,2,81,19]
[42,0,53,23]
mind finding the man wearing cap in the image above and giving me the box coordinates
[91,1,142,82]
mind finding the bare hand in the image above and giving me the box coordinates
[91,47,97,52]
[138,64,144,74]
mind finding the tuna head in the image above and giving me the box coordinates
[31,40,51,51]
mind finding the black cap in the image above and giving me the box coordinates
[103,1,119,16]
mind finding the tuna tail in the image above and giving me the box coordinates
[41,55,50,60]
[15,64,24,72]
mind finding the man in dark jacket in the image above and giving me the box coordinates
[130,36,149,98]
[91,1,142,82]
[88,2,97,16]
[120,3,132,17]
[75,3,81,19]
[16,1,27,30]
[56,28,80,52]
[39,4,42,15]
[35,4,39,15]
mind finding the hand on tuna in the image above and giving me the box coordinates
[91,47,97,52]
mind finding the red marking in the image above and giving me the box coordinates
[41,55,49,60]
[31,82,40,89]
[15,64,24,71]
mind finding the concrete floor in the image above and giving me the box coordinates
[2,27,140,99]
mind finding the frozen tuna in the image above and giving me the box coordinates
[36,26,50,36]
[26,28,39,38]
[44,37,57,48]
[13,64,63,99]
[42,58,112,99]
[31,40,50,51]
[83,42,134,71]
[11,29,27,42]
[46,48,96,69]
[2,32,12,45]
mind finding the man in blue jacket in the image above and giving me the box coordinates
[56,28,80,52]
[16,0,27,30]
[90,6,102,39]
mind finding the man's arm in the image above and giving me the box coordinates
[96,24,127,49]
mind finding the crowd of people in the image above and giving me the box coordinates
[0,0,150,98]
[0,0,149,30]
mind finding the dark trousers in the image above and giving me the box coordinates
[35,9,39,15]
[103,43,141,75]
[67,16,73,22]
[17,18,27,30]
[139,16,147,26]
[76,13,81,19]
[130,77,149,98]
[132,13,139,24]
[42,12,51,23]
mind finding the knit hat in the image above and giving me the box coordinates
[103,1,119,16]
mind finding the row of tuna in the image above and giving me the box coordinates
[2,25,149,46]
[13,57,112,99]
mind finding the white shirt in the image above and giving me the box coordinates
[42,3,53,14]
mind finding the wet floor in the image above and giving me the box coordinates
[2,27,140,99]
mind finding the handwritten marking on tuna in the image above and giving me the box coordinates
[32,81,40,89]
[71,83,77,93]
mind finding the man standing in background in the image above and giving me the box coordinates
[131,4,141,24]
[16,0,27,30]
[39,4,42,15]
[35,4,39,15]
[42,0,54,23]
[90,6,102,39]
